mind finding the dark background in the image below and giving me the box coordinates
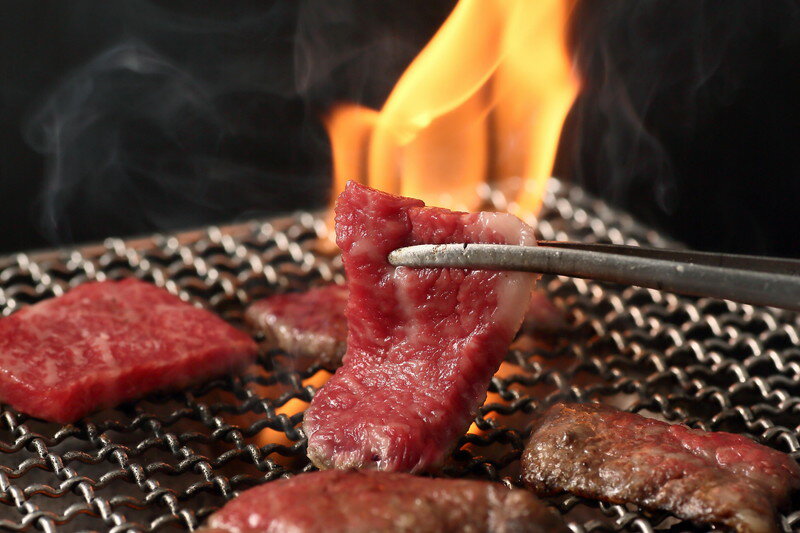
[1,0,799,256]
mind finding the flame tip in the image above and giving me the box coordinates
[325,0,578,216]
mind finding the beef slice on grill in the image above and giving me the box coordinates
[522,289,566,333]
[245,284,348,366]
[522,402,800,533]
[0,278,258,423]
[202,470,568,533]
[303,181,537,473]
[247,283,562,369]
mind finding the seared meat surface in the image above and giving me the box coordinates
[203,470,567,533]
[304,182,536,472]
[522,402,800,533]
[245,284,348,366]
[0,279,257,422]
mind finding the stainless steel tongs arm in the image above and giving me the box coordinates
[388,242,800,311]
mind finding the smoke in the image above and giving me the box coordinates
[23,1,311,244]
[14,0,800,254]
[27,42,216,239]
[293,1,451,106]
[559,0,800,252]
[22,0,453,245]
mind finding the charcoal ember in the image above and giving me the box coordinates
[522,402,800,533]
[245,284,348,366]
[303,182,537,472]
[202,470,567,533]
[0,278,258,423]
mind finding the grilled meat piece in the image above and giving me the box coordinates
[522,289,565,333]
[248,283,559,368]
[202,470,567,533]
[304,182,536,472]
[245,284,348,366]
[522,402,800,533]
[0,279,257,423]
[245,284,565,367]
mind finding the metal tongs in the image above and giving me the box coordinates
[388,241,800,311]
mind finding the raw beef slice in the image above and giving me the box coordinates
[303,182,537,472]
[202,470,567,533]
[0,278,258,423]
[245,284,348,366]
[247,283,561,369]
[522,402,800,533]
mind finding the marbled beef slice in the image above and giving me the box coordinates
[304,182,537,472]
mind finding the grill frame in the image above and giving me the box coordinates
[0,178,798,532]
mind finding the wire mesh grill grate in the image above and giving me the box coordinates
[0,178,798,532]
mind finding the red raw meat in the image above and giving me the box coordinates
[0,279,258,423]
[247,284,560,367]
[303,182,537,472]
[245,284,348,366]
[522,403,800,533]
[202,470,567,533]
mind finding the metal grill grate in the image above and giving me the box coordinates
[0,178,798,532]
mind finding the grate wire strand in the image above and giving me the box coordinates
[0,178,797,531]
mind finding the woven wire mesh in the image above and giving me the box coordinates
[0,178,798,532]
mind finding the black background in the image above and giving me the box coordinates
[2,1,800,256]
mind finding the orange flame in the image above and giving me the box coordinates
[467,361,521,435]
[325,0,578,213]
[256,369,332,456]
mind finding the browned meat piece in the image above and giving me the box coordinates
[245,284,348,366]
[203,470,568,533]
[522,402,800,533]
